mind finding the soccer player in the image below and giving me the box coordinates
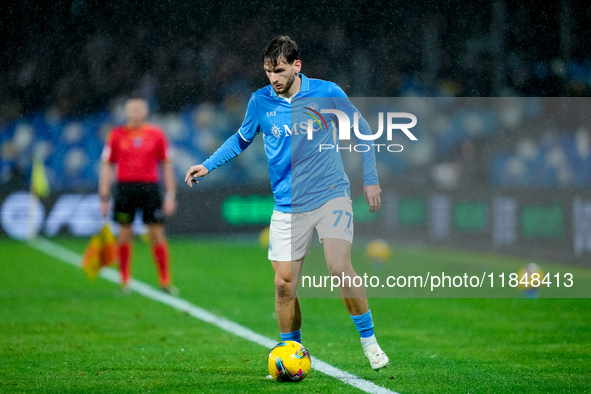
[185,36,389,370]
[99,97,177,295]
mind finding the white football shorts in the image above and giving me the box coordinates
[268,197,354,262]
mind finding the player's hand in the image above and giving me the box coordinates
[364,184,382,213]
[163,197,177,217]
[100,199,109,218]
[185,164,209,187]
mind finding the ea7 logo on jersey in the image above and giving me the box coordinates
[267,111,276,117]
[271,124,282,138]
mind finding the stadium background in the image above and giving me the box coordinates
[1,0,591,263]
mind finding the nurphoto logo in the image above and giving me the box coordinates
[304,110,418,153]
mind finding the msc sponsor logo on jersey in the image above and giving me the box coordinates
[271,124,282,138]
[270,120,333,139]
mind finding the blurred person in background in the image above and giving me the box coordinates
[99,97,177,295]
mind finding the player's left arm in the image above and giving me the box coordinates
[331,84,381,213]
[363,184,381,213]
[355,116,381,213]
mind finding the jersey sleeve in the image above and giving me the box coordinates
[202,132,253,172]
[329,83,357,120]
[101,131,117,163]
[201,95,259,172]
[236,94,261,142]
[330,83,379,186]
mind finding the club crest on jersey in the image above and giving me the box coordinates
[304,106,329,132]
[307,102,319,112]
[271,124,282,138]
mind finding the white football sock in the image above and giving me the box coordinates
[360,334,378,351]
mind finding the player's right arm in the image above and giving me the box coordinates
[184,132,252,186]
[185,164,209,186]
[185,95,260,187]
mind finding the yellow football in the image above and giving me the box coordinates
[366,239,391,263]
[267,341,311,382]
[259,226,270,249]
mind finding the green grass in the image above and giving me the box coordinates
[1,236,590,392]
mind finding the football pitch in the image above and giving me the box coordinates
[1,236,590,393]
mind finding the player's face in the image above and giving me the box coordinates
[125,99,149,126]
[264,58,301,96]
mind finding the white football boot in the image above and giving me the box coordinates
[361,337,390,371]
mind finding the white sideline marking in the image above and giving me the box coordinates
[29,237,397,394]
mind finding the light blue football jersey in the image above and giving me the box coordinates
[203,74,378,213]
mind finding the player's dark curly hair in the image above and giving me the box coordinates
[263,36,300,67]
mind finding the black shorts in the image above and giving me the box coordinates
[113,182,164,225]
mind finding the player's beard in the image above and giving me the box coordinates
[275,72,296,94]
